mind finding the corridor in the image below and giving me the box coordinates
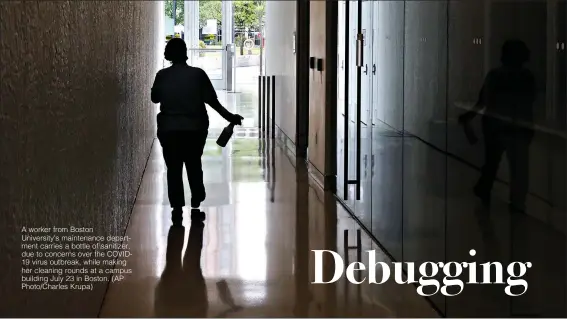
[97,92,437,317]
[96,91,566,318]
[1,1,565,317]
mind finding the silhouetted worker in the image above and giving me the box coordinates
[151,38,243,219]
[459,39,535,213]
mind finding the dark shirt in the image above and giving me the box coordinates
[477,66,536,129]
[151,64,218,131]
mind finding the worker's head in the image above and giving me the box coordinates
[501,39,530,67]
[165,38,188,63]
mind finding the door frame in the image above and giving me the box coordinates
[296,0,310,158]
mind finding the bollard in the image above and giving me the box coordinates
[258,75,262,131]
[267,76,271,138]
[271,75,276,139]
[262,76,267,136]
[258,75,276,139]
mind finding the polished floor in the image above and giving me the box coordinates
[98,138,438,318]
[98,90,438,317]
[97,84,566,317]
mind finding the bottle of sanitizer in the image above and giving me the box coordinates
[216,123,235,147]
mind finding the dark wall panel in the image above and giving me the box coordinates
[336,1,566,315]
[374,1,405,131]
[370,1,406,263]
[403,1,448,151]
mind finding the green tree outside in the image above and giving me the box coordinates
[165,0,184,24]
[199,0,222,28]
[234,0,265,54]
[165,0,264,30]
[234,1,256,29]
[165,0,265,53]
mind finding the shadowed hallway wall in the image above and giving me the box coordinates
[307,0,337,189]
[0,1,161,316]
[264,0,297,147]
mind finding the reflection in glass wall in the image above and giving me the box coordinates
[335,0,566,316]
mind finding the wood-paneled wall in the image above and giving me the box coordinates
[308,0,337,190]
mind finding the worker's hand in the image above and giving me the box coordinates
[230,114,244,126]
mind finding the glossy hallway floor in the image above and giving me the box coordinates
[97,116,438,316]
[98,138,439,317]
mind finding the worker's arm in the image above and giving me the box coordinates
[201,70,243,125]
[459,71,491,124]
[473,84,487,111]
[208,99,243,125]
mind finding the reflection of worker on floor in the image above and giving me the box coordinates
[154,219,243,318]
[154,221,208,317]
[459,39,535,213]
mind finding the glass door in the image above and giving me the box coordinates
[337,0,374,229]
[185,0,234,90]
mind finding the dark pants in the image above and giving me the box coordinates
[476,118,532,207]
[157,130,208,208]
